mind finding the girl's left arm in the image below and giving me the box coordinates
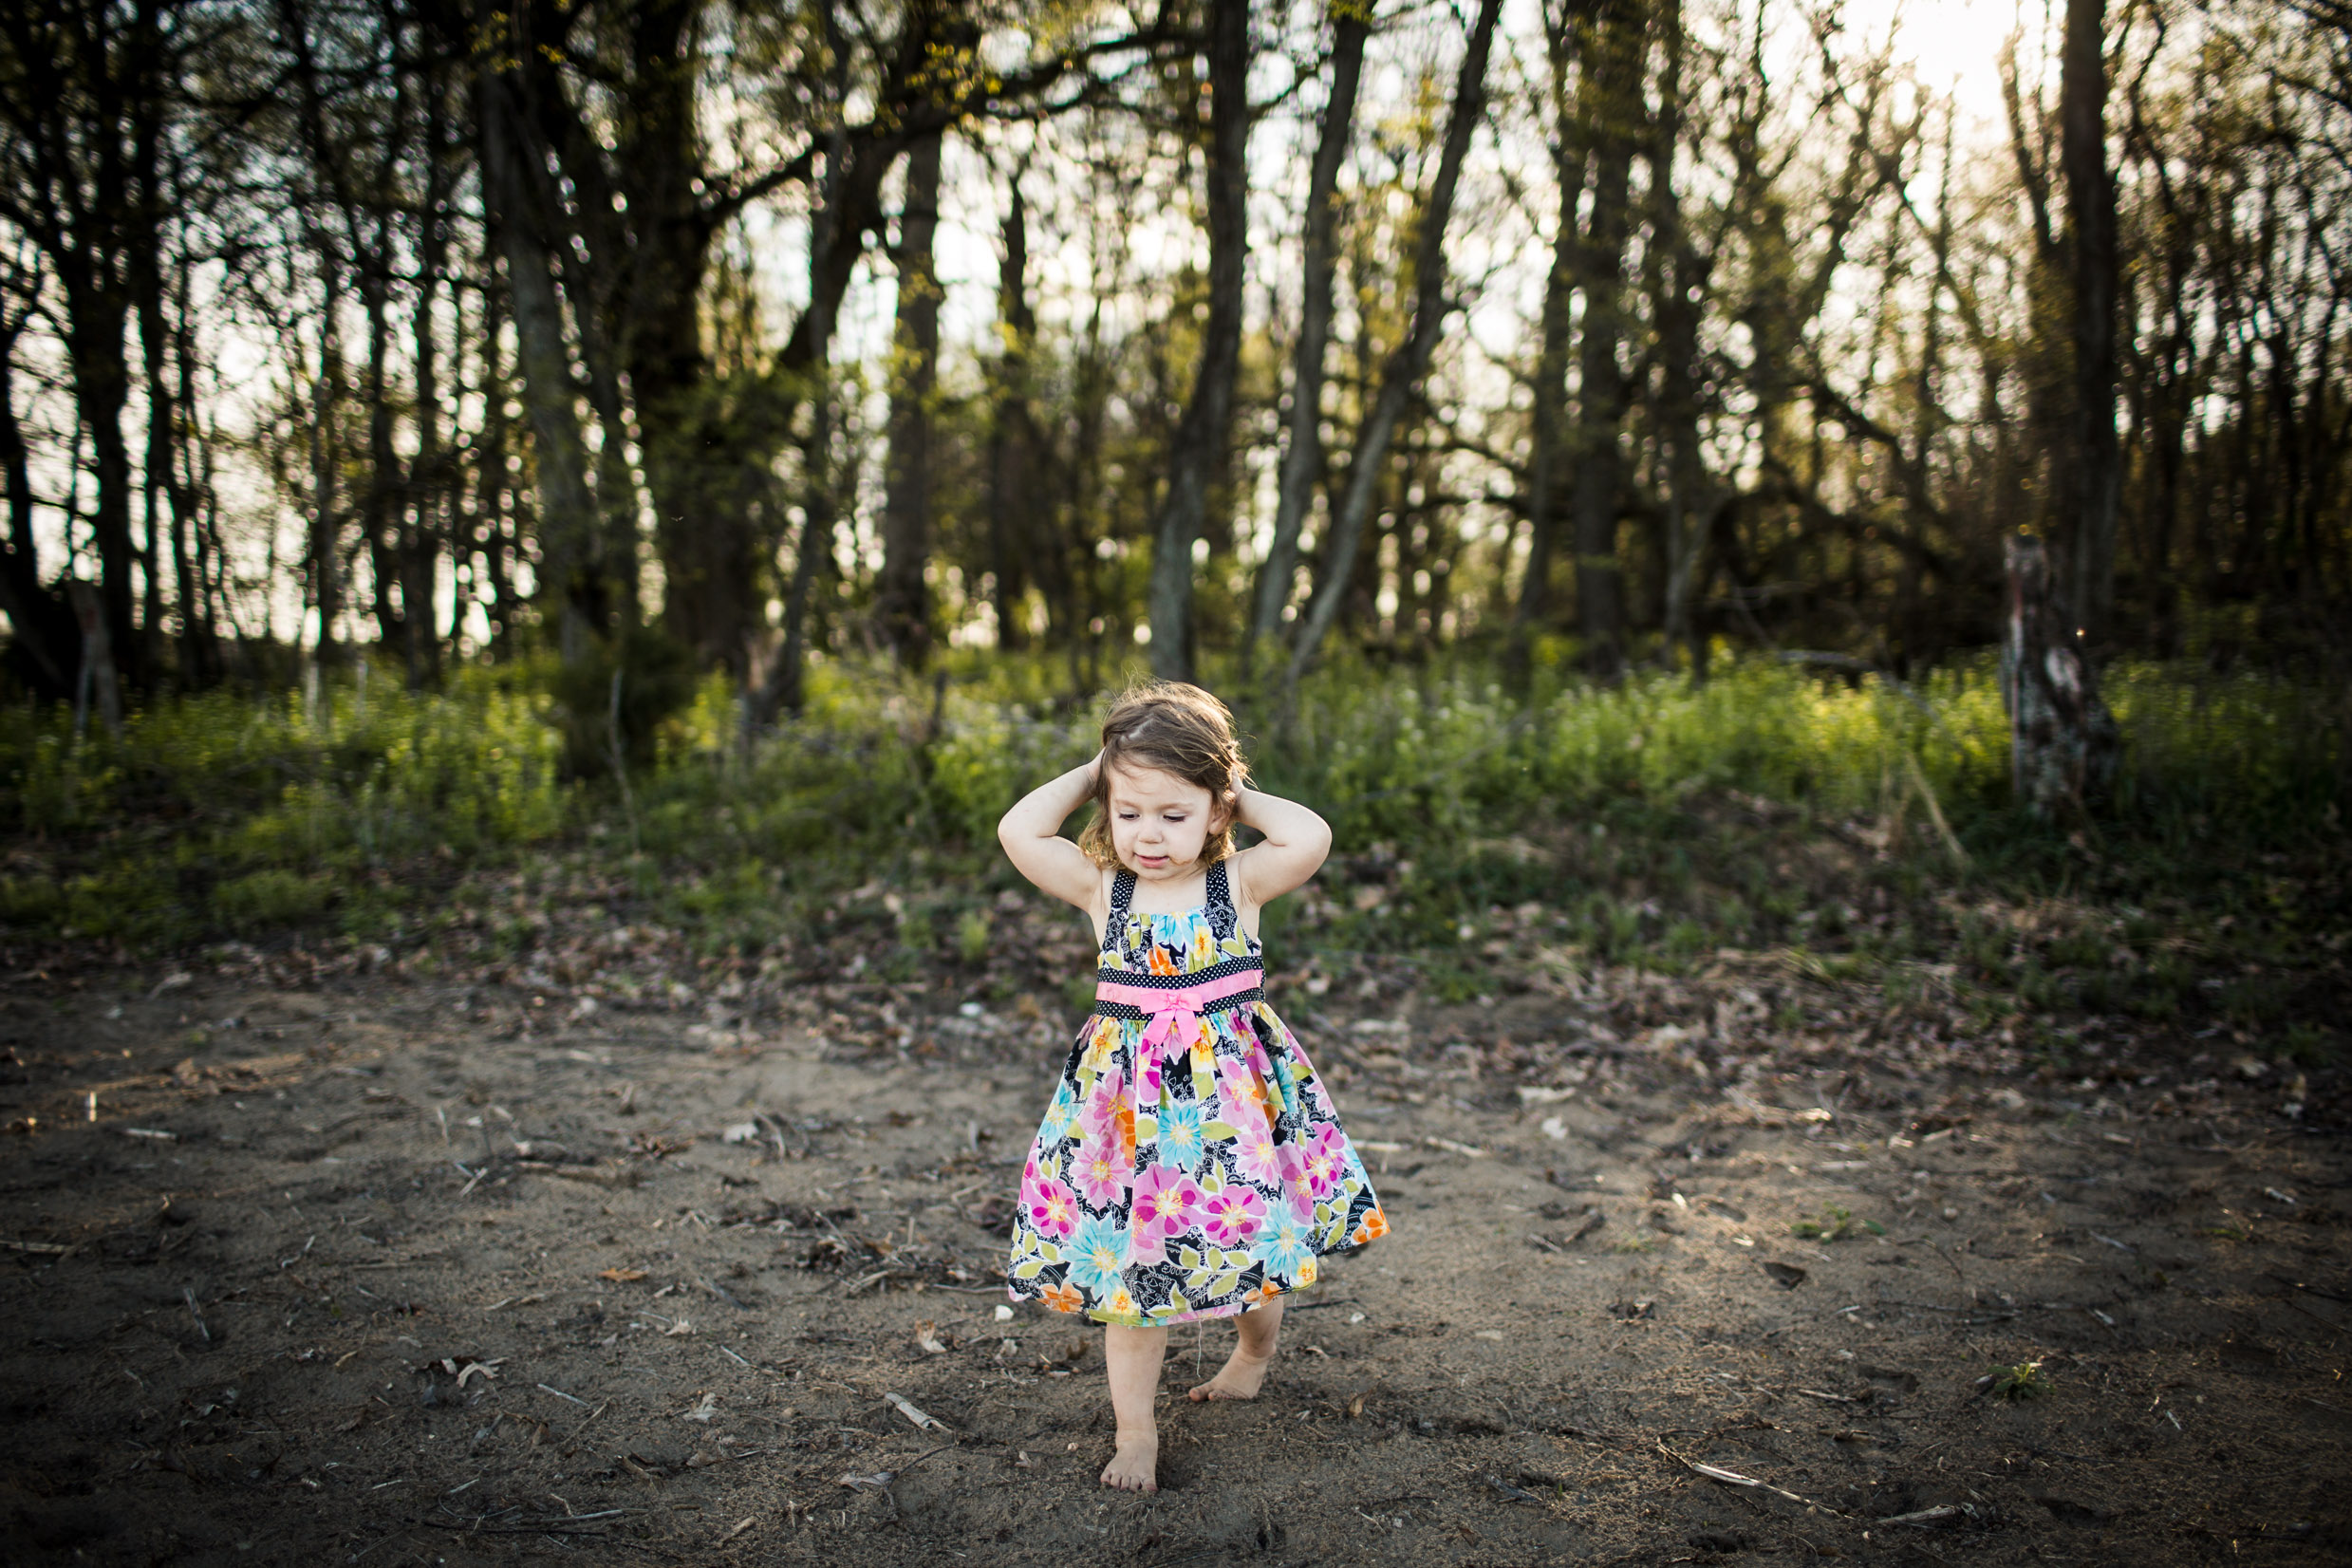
[998,754,1104,913]
[1226,787,1333,907]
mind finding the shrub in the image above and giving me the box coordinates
[0,652,2338,980]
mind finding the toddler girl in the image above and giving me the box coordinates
[997,681,1389,1493]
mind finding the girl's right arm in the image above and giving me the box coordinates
[998,753,1103,913]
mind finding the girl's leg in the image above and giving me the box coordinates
[1187,1298,1282,1402]
[1102,1324,1169,1492]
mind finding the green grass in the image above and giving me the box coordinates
[0,650,2343,1042]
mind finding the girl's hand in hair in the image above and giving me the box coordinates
[999,754,1110,914]
[1225,786,1333,909]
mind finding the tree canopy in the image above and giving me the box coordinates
[0,0,2344,723]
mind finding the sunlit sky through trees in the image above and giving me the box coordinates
[6,0,2338,682]
[16,0,2059,639]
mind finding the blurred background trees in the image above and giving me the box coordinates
[0,0,2344,733]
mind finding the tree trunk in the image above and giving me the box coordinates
[753,6,852,727]
[406,59,450,687]
[2061,0,2119,647]
[1651,0,1708,676]
[473,252,516,658]
[1064,289,1111,685]
[876,128,943,666]
[1288,0,1503,682]
[307,259,344,667]
[0,308,78,700]
[595,0,733,666]
[1511,85,1583,651]
[66,579,122,737]
[131,45,176,683]
[1246,6,1368,669]
[987,180,1042,653]
[167,252,214,686]
[477,65,602,664]
[1569,0,1644,681]
[60,271,141,690]
[2002,533,2118,815]
[1145,0,1252,681]
[361,210,406,655]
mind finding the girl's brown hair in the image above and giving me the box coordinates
[1076,681,1251,868]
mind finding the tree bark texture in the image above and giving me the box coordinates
[67,578,122,737]
[754,7,854,728]
[1512,111,1582,644]
[1649,0,1709,674]
[405,61,451,686]
[306,260,344,666]
[876,129,944,665]
[1145,0,1252,682]
[1246,5,1368,668]
[2061,0,2119,647]
[1288,0,1504,682]
[2002,533,2119,816]
[988,181,1043,652]
[361,196,407,656]
[477,65,602,664]
[0,303,78,699]
[1569,0,1645,680]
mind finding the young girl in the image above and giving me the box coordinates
[997,681,1389,1493]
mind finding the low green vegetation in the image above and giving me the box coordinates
[1985,1360,2050,1402]
[1789,1205,1884,1242]
[1,652,2343,1057]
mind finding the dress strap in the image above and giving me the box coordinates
[1102,869,1138,958]
[1204,859,1241,944]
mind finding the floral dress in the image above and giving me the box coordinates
[1007,861,1389,1326]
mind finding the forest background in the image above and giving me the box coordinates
[0,0,2344,1063]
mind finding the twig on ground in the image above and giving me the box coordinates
[884,1391,951,1432]
[181,1286,210,1343]
[1658,1441,1846,1516]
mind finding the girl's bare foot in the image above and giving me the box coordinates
[1186,1343,1274,1401]
[1101,1431,1158,1492]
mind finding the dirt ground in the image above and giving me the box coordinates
[2,910,2348,1567]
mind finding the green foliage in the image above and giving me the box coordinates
[0,660,565,943]
[212,868,335,932]
[2279,1022,2338,1069]
[1790,1204,1879,1241]
[542,627,700,776]
[0,654,2341,1016]
[1986,1360,2049,1401]
[957,908,994,965]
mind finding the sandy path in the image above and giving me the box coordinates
[1,961,2346,1565]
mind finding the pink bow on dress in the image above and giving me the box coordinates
[1095,969,1264,1158]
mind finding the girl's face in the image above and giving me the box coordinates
[1105,762,1229,884]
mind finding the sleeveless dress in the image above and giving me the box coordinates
[1006,862,1390,1326]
